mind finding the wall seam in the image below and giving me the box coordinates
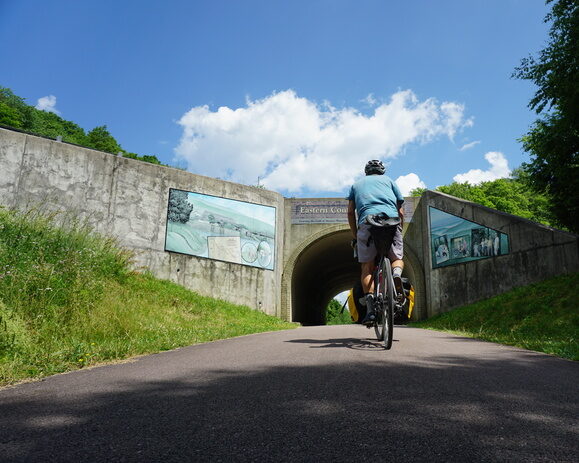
[12,134,29,208]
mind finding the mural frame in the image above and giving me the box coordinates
[164,188,277,271]
[429,206,509,269]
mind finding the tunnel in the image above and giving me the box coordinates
[291,230,359,325]
[288,229,426,325]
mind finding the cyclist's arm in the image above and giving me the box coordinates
[347,200,357,239]
[397,200,404,227]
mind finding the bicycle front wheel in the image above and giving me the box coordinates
[374,305,384,341]
[380,259,394,349]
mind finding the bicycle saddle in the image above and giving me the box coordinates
[365,213,400,228]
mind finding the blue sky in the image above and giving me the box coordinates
[1,0,550,197]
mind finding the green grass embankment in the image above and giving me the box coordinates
[412,273,579,360]
[0,208,296,386]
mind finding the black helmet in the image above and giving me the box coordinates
[365,159,385,175]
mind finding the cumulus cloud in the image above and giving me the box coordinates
[453,152,511,185]
[395,173,426,196]
[175,89,472,193]
[459,140,481,151]
[35,95,60,114]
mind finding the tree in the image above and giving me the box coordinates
[0,86,168,168]
[0,101,24,128]
[513,0,579,232]
[326,298,351,325]
[122,151,162,165]
[0,87,31,129]
[167,190,193,223]
[140,154,162,165]
[28,110,89,145]
[86,125,122,154]
[410,187,427,197]
[411,172,556,228]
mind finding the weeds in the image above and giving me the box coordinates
[412,272,579,361]
[0,207,295,385]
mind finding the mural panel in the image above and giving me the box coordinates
[165,188,276,270]
[429,207,509,268]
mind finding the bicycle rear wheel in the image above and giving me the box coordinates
[373,261,383,341]
[378,259,394,349]
[372,259,386,343]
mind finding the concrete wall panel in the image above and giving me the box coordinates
[0,128,284,317]
[17,136,115,230]
[424,190,579,316]
[0,129,26,208]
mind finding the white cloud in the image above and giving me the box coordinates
[453,151,511,185]
[175,89,472,193]
[361,93,378,106]
[459,140,481,151]
[395,173,426,196]
[35,95,60,114]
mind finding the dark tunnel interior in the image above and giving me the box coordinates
[291,230,360,325]
[290,229,421,325]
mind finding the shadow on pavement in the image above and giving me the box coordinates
[0,346,577,462]
[285,336,399,350]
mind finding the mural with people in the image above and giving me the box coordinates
[429,207,509,268]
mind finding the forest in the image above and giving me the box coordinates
[0,86,164,166]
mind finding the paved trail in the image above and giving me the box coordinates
[1,326,577,462]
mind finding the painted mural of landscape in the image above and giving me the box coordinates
[165,189,276,270]
[429,207,509,269]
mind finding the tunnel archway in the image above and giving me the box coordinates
[290,229,359,325]
[281,226,427,325]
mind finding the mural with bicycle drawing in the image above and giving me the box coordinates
[429,207,509,269]
[164,188,276,270]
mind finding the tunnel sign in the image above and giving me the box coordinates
[291,199,349,224]
[290,197,416,224]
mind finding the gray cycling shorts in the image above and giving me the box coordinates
[356,223,403,263]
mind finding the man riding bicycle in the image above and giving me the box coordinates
[347,160,404,325]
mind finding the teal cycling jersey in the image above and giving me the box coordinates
[347,175,404,225]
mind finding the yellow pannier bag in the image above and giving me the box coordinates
[406,284,415,319]
[398,278,415,322]
[346,284,367,324]
[346,280,413,323]
[347,288,359,322]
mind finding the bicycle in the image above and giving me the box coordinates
[364,214,404,350]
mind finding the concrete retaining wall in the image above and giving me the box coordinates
[0,128,285,316]
[421,190,579,317]
[2,127,577,322]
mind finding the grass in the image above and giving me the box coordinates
[411,272,579,361]
[0,207,296,386]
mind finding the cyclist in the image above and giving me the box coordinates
[347,160,404,325]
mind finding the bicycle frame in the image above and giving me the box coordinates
[372,253,394,349]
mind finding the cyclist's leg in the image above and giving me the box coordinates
[357,223,378,315]
[388,224,404,296]
[360,261,374,293]
[360,261,377,325]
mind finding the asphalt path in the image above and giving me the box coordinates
[1,325,577,462]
